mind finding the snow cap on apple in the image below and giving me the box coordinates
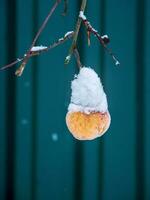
[66,67,111,140]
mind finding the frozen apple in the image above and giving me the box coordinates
[66,67,111,140]
[66,111,110,140]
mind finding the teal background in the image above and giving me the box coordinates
[0,0,150,200]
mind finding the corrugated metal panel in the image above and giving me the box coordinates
[0,0,150,200]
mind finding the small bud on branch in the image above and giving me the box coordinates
[15,0,61,76]
[0,31,74,72]
[65,0,87,64]
[0,0,120,76]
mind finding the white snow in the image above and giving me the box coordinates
[92,28,98,33]
[58,38,64,42]
[68,67,108,114]
[31,45,47,52]
[115,60,120,66]
[65,55,71,62]
[51,133,58,141]
[17,58,21,61]
[64,31,73,38]
[101,35,109,39]
[79,11,86,20]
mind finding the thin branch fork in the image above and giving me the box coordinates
[79,12,120,66]
[15,0,61,76]
[0,31,74,71]
[0,0,120,76]
[65,0,87,64]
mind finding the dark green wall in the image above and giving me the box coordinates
[0,0,150,200]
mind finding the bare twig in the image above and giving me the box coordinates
[30,31,74,55]
[0,31,74,71]
[73,48,83,69]
[0,58,24,71]
[64,0,87,64]
[46,31,74,51]
[79,12,120,66]
[0,0,120,77]
[15,0,61,76]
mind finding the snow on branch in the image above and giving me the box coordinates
[79,12,120,66]
[79,11,86,20]
[0,0,120,76]
[31,46,47,52]
[65,0,87,64]
[0,31,74,72]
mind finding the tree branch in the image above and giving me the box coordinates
[64,0,87,64]
[79,12,120,66]
[0,31,74,71]
[0,0,120,76]
[0,58,24,71]
[73,48,83,69]
[15,0,61,76]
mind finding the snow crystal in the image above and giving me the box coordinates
[64,31,73,38]
[21,118,28,125]
[51,133,58,141]
[79,11,86,20]
[68,67,108,114]
[31,45,47,52]
[115,60,120,66]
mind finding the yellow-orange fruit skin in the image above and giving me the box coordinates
[66,111,111,140]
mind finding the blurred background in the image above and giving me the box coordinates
[0,0,150,200]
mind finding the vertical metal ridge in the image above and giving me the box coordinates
[99,0,106,79]
[97,0,106,199]
[74,141,84,200]
[31,0,39,200]
[73,1,85,200]
[136,0,146,199]
[5,0,17,200]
